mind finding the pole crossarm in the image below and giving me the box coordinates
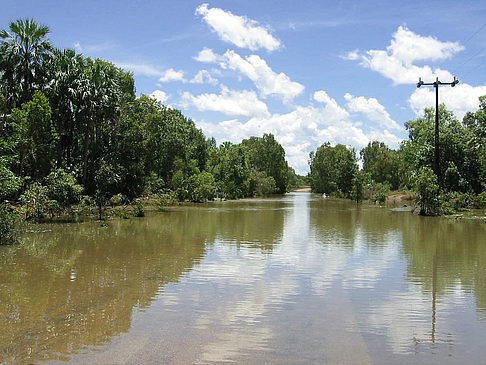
[416,76,459,186]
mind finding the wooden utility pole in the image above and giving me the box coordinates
[417,77,459,186]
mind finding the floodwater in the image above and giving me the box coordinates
[1,192,486,364]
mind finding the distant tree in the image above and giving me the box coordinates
[360,141,400,190]
[241,133,289,193]
[309,143,358,197]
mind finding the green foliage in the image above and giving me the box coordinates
[249,170,277,196]
[241,134,289,193]
[401,105,481,193]
[0,205,17,245]
[372,182,389,204]
[309,143,358,197]
[0,158,21,202]
[20,182,58,219]
[44,168,83,210]
[11,91,58,179]
[440,191,474,214]
[187,171,217,202]
[156,191,178,210]
[134,202,145,217]
[94,161,120,219]
[351,170,366,203]
[414,167,440,216]
[361,141,400,190]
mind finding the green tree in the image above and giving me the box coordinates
[415,167,440,216]
[400,105,481,193]
[11,91,58,179]
[360,141,400,190]
[241,133,289,193]
[0,19,52,110]
[309,143,358,197]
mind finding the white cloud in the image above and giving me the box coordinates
[181,86,270,118]
[344,93,403,131]
[159,68,186,83]
[195,3,281,51]
[313,90,350,121]
[194,47,222,63]
[115,62,163,78]
[348,26,463,85]
[149,89,169,104]
[199,49,304,102]
[223,50,304,102]
[409,83,486,119]
[190,70,218,85]
[389,26,464,66]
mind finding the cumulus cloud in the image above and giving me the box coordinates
[159,68,186,83]
[313,90,350,121]
[409,83,486,119]
[223,50,304,102]
[194,47,222,63]
[181,86,270,118]
[196,3,281,51]
[115,62,163,78]
[195,94,405,174]
[149,89,169,104]
[348,26,463,85]
[344,93,403,131]
[197,49,304,102]
[190,70,219,85]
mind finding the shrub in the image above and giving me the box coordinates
[156,191,178,210]
[414,167,440,216]
[44,168,83,210]
[134,202,145,217]
[0,206,17,245]
[249,170,276,197]
[20,182,58,219]
[0,159,22,202]
[440,191,474,214]
[373,183,389,204]
[188,171,218,202]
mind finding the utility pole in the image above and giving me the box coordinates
[417,77,459,186]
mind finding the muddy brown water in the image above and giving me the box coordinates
[1,192,486,364]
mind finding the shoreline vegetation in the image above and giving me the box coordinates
[1,18,486,244]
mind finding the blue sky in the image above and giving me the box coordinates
[2,0,486,173]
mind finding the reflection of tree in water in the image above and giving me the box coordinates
[0,199,287,363]
[185,199,287,253]
[401,218,486,320]
[0,212,209,363]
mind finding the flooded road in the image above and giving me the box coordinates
[1,192,486,364]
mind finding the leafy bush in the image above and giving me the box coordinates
[472,191,486,209]
[187,171,218,202]
[20,182,58,219]
[0,205,17,245]
[109,193,128,206]
[414,167,440,216]
[373,183,389,204]
[134,202,145,217]
[249,170,276,197]
[44,168,83,210]
[0,159,22,202]
[440,191,474,214]
[156,191,178,210]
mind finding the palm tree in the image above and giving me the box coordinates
[0,18,52,109]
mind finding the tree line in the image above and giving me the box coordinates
[309,101,486,215]
[0,19,298,242]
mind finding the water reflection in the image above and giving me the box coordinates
[1,193,486,364]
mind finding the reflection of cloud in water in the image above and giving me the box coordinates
[365,283,459,354]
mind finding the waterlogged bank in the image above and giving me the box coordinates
[1,193,486,364]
